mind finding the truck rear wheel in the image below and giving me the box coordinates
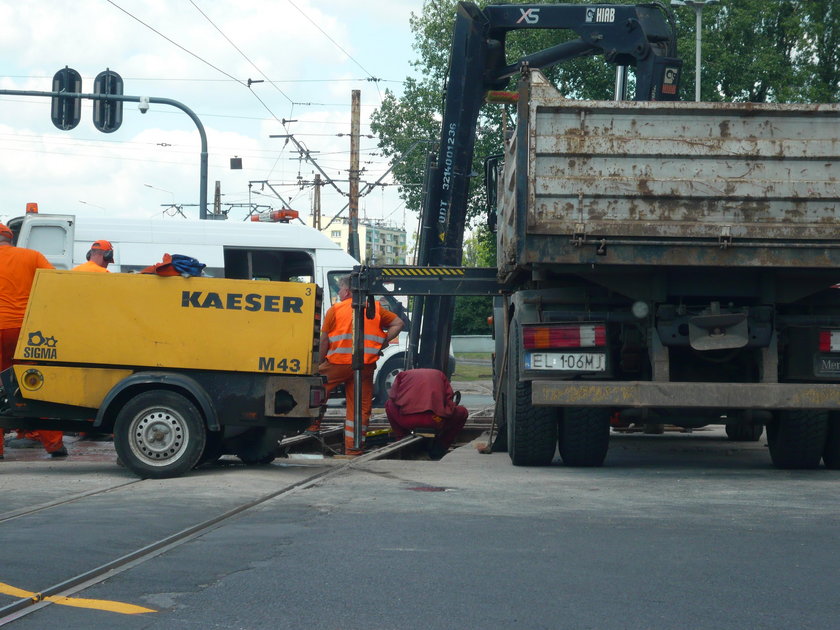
[767,410,828,469]
[114,390,207,479]
[559,407,610,467]
[506,323,557,466]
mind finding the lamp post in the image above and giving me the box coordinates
[144,183,174,205]
[144,184,183,218]
[671,0,719,102]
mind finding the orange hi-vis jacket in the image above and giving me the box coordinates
[325,298,387,365]
[72,260,109,273]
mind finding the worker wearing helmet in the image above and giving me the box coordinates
[72,239,114,272]
[0,223,67,459]
[308,274,403,455]
[73,239,115,442]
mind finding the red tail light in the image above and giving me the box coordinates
[523,324,606,349]
[819,330,840,352]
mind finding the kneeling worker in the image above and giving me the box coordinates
[385,368,468,460]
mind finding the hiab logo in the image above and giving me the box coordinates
[24,330,58,359]
[586,7,616,23]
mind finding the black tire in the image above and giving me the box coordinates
[231,427,279,465]
[725,423,764,442]
[822,413,840,469]
[559,407,610,467]
[767,410,828,469]
[373,354,405,406]
[239,453,276,466]
[114,390,207,479]
[506,322,557,466]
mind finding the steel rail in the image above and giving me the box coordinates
[0,434,425,624]
[0,480,142,524]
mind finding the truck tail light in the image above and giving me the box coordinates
[523,324,606,349]
[819,330,840,352]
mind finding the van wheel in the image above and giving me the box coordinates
[231,427,279,465]
[114,391,206,479]
[373,354,405,405]
[725,423,763,441]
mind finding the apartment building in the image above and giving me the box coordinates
[313,216,407,265]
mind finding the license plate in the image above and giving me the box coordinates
[525,352,606,372]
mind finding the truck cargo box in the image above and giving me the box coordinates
[497,70,840,276]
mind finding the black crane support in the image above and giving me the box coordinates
[413,1,682,375]
[346,265,504,449]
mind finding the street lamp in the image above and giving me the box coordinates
[144,183,174,203]
[144,184,185,218]
[671,0,719,102]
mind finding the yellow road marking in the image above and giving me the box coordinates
[0,581,155,615]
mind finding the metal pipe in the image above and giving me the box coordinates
[0,89,209,219]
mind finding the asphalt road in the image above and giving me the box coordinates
[2,425,840,629]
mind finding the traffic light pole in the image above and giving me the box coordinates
[0,89,209,219]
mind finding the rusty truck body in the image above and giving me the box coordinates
[491,69,840,469]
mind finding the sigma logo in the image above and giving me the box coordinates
[586,7,616,23]
[23,330,58,359]
[517,8,540,24]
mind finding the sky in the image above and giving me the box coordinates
[0,0,425,228]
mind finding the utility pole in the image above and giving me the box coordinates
[347,90,361,261]
[313,173,322,230]
[213,181,221,216]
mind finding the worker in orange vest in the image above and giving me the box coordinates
[72,239,114,272]
[308,274,403,455]
[73,239,115,442]
[0,223,67,459]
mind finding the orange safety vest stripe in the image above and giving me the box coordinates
[326,299,386,365]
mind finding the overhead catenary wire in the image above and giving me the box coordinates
[285,0,383,98]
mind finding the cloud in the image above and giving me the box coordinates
[0,0,421,225]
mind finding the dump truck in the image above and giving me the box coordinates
[487,68,840,469]
[0,270,326,478]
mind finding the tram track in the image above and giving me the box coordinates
[0,433,425,625]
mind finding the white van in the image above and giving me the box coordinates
[8,211,415,403]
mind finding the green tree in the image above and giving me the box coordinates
[452,225,496,335]
[370,0,618,231]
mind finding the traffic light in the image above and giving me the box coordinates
[51,67,82,131]
[92,69,124,133]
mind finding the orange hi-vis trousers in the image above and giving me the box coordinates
[314,360,376,453]
[0,327,65,457]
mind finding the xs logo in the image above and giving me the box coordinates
[517,7,540,24]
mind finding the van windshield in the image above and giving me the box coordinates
[223,248,315,283]
[326,270,350,306]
